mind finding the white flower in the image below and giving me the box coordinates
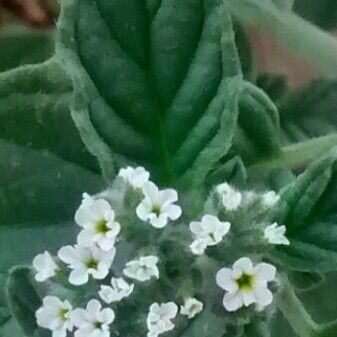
[216,183,242,211]
[99,277,134,303]
[123,255,159,282]
[58,245,115,285]
[118,166,150,189]
[190,215,231,246]
[75,198,121,251]
[264,223,290,245]
[81,193,95,207]
[136,182,182,228]
[147,302,178,337]
[33,251,59,282]
[71,299,115,337]
[189,238,209,255]
[261,191,280,207]
[36,296,73,337]
[242,191,257,205]
[216,257,276,312]
[180,298,203,319]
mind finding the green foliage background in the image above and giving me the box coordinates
[1,0,337,336]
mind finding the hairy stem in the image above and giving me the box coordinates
[248,134,337,172]
[277,276,319,337]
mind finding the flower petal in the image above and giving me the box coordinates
[143,182,159,200]
[216,268,237,292]
[160,189,178,205]
[99,308,115,324]
[86,299,102,317]
[149,214,168,229]
[136,201,152,221]
[69,268,89,285]
[223,292,243,312]
[253,287,273,307]
[164,204,182,221]
[254,263,276,282]
[70,308,88,327]
[77,229,95,247]
[58,246,78,264]
[233,257,253,274]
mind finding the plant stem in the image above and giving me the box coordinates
[277,276,319,337]
[248,134,337,172]
[227,0,337,78]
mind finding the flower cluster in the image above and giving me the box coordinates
[32,166,290,337]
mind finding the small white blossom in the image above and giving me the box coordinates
[189,238,209,255]
[180,298,203,319]
[190,215,231,246]
[71,299,115,337]
[33,251,59,282]
[58,245,115,285]
[147,302,178,337]
[261,191,280,207]
[216,257,276,312]
[75,198,121,251]
[36,296,73,337]
[242,191,257,205]
[99,277,134,303]
[136,182,182,228]
[264,223,290,245]
[216,183,242,211]
[118,166,150,189]
[123,255,159,282]
[81,193,95,207]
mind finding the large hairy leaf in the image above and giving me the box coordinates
[294,0,337,29]
[0,140,103,225]
[0,59,98,173]
[56,0,281,185]
[279,80,337,145]
[0,25,54,73]
[0,222,77,273]
[0,140,103,272]
[5,267,57,337]
[271,148,337,272]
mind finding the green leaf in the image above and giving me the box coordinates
[0,318,24,337]
[276,277,318,337]
[6,267,76,337]
[279,80,337,145]
[294,0,337,30]
[0,59,98,173]
[234,82,281,165]
[180,309,227,337]
[271,148,337,272]
[6,267,46,337]
[290,271,324,292]
[0,24,54,73]
[56,0,281,184]
[243,319,271,337]
[0,140,102,272]
[0,140,103,225]
[273,0,294,10]
[0,222,77,273]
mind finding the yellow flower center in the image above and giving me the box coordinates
[236,273,255,292]
[152,205,161,217]
[85,258,98,269]
[58,308,69,322]
[95,218,109,234]
[95,321,103,329]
